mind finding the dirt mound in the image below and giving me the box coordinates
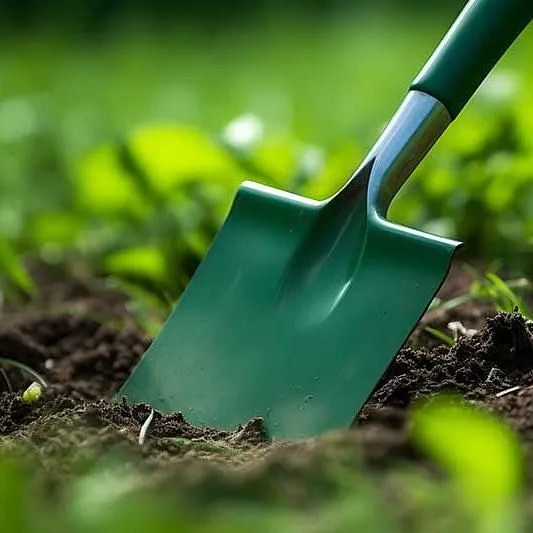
[362,312,533,411]
[1,270,533,480]
[0,314,150,397]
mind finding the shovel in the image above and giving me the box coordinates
[119,0,533,440]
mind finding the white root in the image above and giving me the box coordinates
[495,386,522,398]
[138,409,155,446]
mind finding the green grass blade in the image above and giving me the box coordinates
[0,240,35,296]
[424,327,456,346]
[0,358,47,388]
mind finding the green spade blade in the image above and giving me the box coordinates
[118,0,532,440]
[119,90,460,440]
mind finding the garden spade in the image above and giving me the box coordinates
[119,0,533,439]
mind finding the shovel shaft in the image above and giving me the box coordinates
[411,0,533,119]
[362,91,451,216]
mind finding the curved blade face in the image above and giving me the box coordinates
[118,181,460,440]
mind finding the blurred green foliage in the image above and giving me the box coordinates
[0,10,532,312]
[412,394,525,533]
[0,394,527,533]
[0,0,465,35]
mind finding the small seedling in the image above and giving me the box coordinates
[21,382,42,403]
[471,270,532,319]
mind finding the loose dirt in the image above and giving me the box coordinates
[1,263,533,497]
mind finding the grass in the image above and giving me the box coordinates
[423,263,533,346]
[429,265,533,319]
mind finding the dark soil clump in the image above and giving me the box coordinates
[0,314,150,397]
[362,311,533,412]
[2,268,533,487]
[0,392,269,480]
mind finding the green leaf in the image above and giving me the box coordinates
[424,327,455,346]
[104,246,167,283]
[126,124,244,192]
[0,459,28,532]
[75,144,148,218]
[411,394,524,525]
[247,133,300,184]
[75,124,245,224]
[438,109,498,156]
[29,211,83,246]
[0,239,35,295]
[301,140,364,200]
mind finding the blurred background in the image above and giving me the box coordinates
[0,0,532,320]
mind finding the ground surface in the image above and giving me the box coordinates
[1,263,533,505]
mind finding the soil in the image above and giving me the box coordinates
[2,261,533,502]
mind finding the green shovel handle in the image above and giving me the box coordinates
[411,0,533,120]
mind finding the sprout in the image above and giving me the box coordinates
[138,409,154,446]
[21,382,43,403]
